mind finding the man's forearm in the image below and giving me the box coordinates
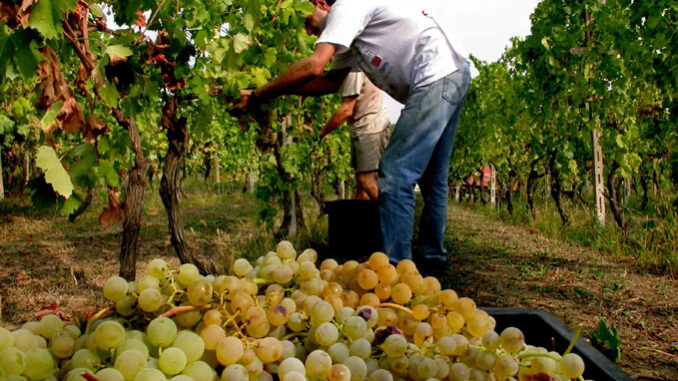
[320,100,354,137]
[320,112,347,137]
[255,57,321,100]
[292,67,350,96]
[256,43,337,101]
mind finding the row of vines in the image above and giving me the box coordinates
[451,0,677,270]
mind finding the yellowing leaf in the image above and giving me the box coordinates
[36,145,74,198]
[105,44,133,64]
[40,104,60,134]
[232,33,251,53]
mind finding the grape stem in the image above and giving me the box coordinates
[516,352,562,362]
[331,320,346,338]
[221,306,247,338]
[376,303,413,315]
[563,324,583,356]
[85,307,111,336]
[80,372,101,381]
[164,275,184,305]
[160,305,210,318]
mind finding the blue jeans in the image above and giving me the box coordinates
[378,64,471,264]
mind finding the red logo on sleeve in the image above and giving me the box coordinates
[371,56,382,67]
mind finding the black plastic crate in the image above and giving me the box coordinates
[326,200,382,260]
[482,307,631,381]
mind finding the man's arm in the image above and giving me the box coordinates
[235,43,338,110]
[319,95,358,138]
[292,67,351,96]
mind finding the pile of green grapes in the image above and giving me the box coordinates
[0,242,589,381]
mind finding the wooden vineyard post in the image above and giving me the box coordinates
[214,153,221,185]
[455,184,461,203]
[490,165,497,206]
[246,172,256,194]
[623,177,631,205]
[592,129,606,226]
[0,146,4,201]
[337,178,345,199]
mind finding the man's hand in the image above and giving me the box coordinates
[231,89,258,115]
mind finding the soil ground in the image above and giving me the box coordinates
[0,187,676,380]
[443,205,678,381]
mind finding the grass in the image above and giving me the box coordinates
[458,191,678,276]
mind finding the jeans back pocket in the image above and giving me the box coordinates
[442,68,471,106]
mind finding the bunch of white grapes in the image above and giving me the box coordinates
[0,241,590,381]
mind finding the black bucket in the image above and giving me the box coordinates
[481,307,632,381]
[325,200,382,261]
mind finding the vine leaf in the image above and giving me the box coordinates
[99,190,123,230]
[104,44,133,65]
[56,97,85,133]
[592,317,622,362]
[35,45,69,110]
[232,33,251,53]
[84,114,108,144]
[36,145,74,198]
[28,0,77,39]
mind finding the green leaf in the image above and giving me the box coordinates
[90,4,104,18]
[189,76,209,102]
[99,80,121,107]
[244,12,256,32]
[59,192,82,216]
[232,33,251,54]
[17,124,32,137]
[28,0,60,39]
[627,152,642,170]
[104,45,133,61]
[593,317,622,362]
[13,34,42,79]
[541,36,550,49]
[235,72,253,89]
[250,67,271,87]
[68,143,98,182]
[292,0,316,16]
[195,29,209,51]
[615,134,625,149]
[27,0,75,39]
[263,47,277,67]
[40,103,61,132]
[98,162,119,187]
[0,114,13,134]
[36,145,74,198]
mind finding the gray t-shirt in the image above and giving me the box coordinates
[339,71,389,138]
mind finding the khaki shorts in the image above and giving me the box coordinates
[351,128,390,173]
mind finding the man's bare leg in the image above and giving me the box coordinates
[357,171,379,200]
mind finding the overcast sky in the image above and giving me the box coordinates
[384,0,542,121]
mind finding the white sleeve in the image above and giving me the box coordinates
[339,71,364,98]
[316,1,370,54]
[331,51,356,70]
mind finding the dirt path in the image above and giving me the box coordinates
[443,204,678,381]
